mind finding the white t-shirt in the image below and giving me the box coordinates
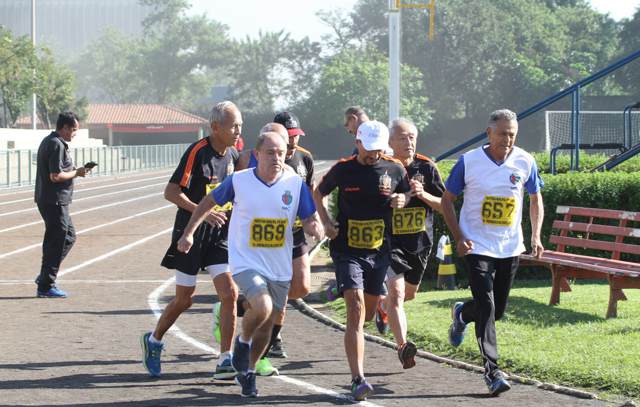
[211,168,316,281]
[445,145,543,258]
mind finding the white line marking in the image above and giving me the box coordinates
[0,169,173,197]
[147,277,220,356]
[58,227,172,277]
[0,192,163,234]
[148,275,385,405]
[0,182,165,217]
[0,279,211,285]
[275,375,382,407]
[0,204,173,259]
[0,174,170,206]
[146,206,383,405]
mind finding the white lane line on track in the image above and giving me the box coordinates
[0,204,173,259]
[275,375,382,407]
[0,169,172,197]
[0,182,165,217]
[148,277,221,357]
[0,279,211,285]
[58,227,172,278]
[0,174,170,206]
[0,192,163,234]
[148,276,383,406]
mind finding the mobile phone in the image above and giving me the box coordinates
[84,161,98,169]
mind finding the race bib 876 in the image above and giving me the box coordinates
[250,218,288,248]
[481,196,516,226]
[392,207,426,235]
[347,219,385,249]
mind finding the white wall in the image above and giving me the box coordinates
[0,128,103,150]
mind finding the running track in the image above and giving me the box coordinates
[0,166,608,406]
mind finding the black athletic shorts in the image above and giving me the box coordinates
[331,250,389,296]
[388,246,431,286]
[161,220,228,276]
[292,228,309,259]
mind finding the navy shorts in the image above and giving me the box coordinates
[292,228,309,259]
[161,220,228,276]
[388,246,431,286]
[331,250,389,296]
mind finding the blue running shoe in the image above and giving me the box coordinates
[213,355,236,380]
[485,370,512,396]
[140,332,163,377]
[448,301,467,347]
[351,377,374,401]
[37,286,67,298]
[235,372,258,397]
[231,336,250,374]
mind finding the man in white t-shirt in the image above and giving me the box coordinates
[177,127,323,398]
[441,109,544,396]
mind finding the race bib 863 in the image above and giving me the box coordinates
[347,219,385,249]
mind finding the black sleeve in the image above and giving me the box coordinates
[317,162,340,196]
[48,140,64,174]
[168,147,192,186]
[305,155,314,186]
[424,161,445,197]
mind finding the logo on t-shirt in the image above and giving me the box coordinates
[379,171,392,195]
[509,172,522,185]
[282,190,293,206]
[226,161,234,176]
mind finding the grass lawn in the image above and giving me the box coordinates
[328,280,640,399]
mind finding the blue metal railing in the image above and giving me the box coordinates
[435,48,640,170]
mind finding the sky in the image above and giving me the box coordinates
[187,0,640,42]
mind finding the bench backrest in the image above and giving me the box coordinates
[551,206,640,260]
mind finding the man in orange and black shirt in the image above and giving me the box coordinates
[381,118,445,370]
[313,120,409,401]
[141,101,241,380]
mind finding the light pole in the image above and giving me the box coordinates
[388,0,401,123]
[31,0,37,130]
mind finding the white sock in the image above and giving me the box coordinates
[150,334,163,344]
[238,336,251,346]
[218,351,231,363]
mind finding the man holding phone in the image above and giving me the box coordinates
[34,111,93,298]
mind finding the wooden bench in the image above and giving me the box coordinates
[520,205,640,318]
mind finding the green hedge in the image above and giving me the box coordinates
[532,152,640,174]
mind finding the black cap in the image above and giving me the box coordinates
[273,111,305,136]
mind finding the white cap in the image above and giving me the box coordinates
[356,120,389,151]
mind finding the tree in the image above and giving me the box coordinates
[35,51,87,128]
[75,0,233,106]
[616,6,640,96]
[302,47,430,128]
[0,27,37,127]
[329,0,621,122]
[229,31,322,114]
